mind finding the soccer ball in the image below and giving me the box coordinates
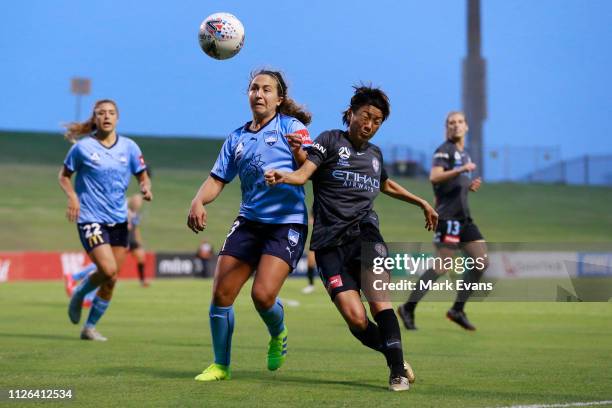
[198,12,245,60]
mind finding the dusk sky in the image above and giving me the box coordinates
[2,0,611,178]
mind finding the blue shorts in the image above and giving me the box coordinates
[77,222,129,253]
[219,216,307,271]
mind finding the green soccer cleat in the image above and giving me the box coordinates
[267,327,288,371]
[194,363,231,382]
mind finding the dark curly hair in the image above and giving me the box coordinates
[342,84,390,126]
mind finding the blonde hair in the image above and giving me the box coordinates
[63,99,119,143]
[445,111,467,126]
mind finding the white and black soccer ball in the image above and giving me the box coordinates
[198,12,245,60]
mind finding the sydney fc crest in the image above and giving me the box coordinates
[288,229,300,247]
[264,131,279,146]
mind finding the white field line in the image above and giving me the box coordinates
[489,400,612,408]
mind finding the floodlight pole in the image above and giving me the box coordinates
[462,0,487,179]
[75,94,82,121]
[70,77,91,122]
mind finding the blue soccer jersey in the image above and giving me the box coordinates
[211,113,312,224]
[63,135,147,224]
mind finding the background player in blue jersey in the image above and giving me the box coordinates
[59,99,152,341]
[127,194,149,287]
[397,111,488,331]
[265,85,438,391]
[187,70,312,382]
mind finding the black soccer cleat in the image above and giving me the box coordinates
[446,309,476,331]
[397,306,417,330]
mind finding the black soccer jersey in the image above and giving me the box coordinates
[307,130,388,250]
[431,140,473,220]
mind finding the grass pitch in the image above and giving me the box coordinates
[1,279,611,407]
[1,131,611,407]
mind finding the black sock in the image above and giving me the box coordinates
[306,267,315,286]
[403,268,440,313]
[374,309,405,376]
[137,263,145,282]
[452,267,484,311]
[350,319,384,352]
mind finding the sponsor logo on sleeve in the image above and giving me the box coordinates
[294,128,312,146]
[312,143,326,154]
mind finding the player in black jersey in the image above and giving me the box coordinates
[265,85,437,392]
[398,111,489,331]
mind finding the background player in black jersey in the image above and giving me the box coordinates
[265,85,437,391]
[397,111,489,331]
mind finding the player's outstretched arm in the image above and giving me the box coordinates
[136,170,153,201]
[58,166,79,223]
[187,176,226,234]
[265,160,318,186]
[429,162,476,184]
[381,178,438,231]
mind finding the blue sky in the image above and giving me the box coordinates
[1,0,611,178]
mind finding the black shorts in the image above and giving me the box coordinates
[128,231,140,250]
[77,222,129,252]
[219,216,307,271]
[315,223,388,301]
[434,218,484,247]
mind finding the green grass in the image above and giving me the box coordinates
[0,279,611,407]
[1,163,611,251]
[1,129,611,407]
[0,130,224,170]
[2,130,612,250]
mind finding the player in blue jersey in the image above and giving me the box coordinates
[59,99,153,341]
[127,194,149,287]
[265,85,438,391]
[187,70,313,381]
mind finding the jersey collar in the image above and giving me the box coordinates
[90,132,120,150]
[342,130,370,152]
[243,113,278,134]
